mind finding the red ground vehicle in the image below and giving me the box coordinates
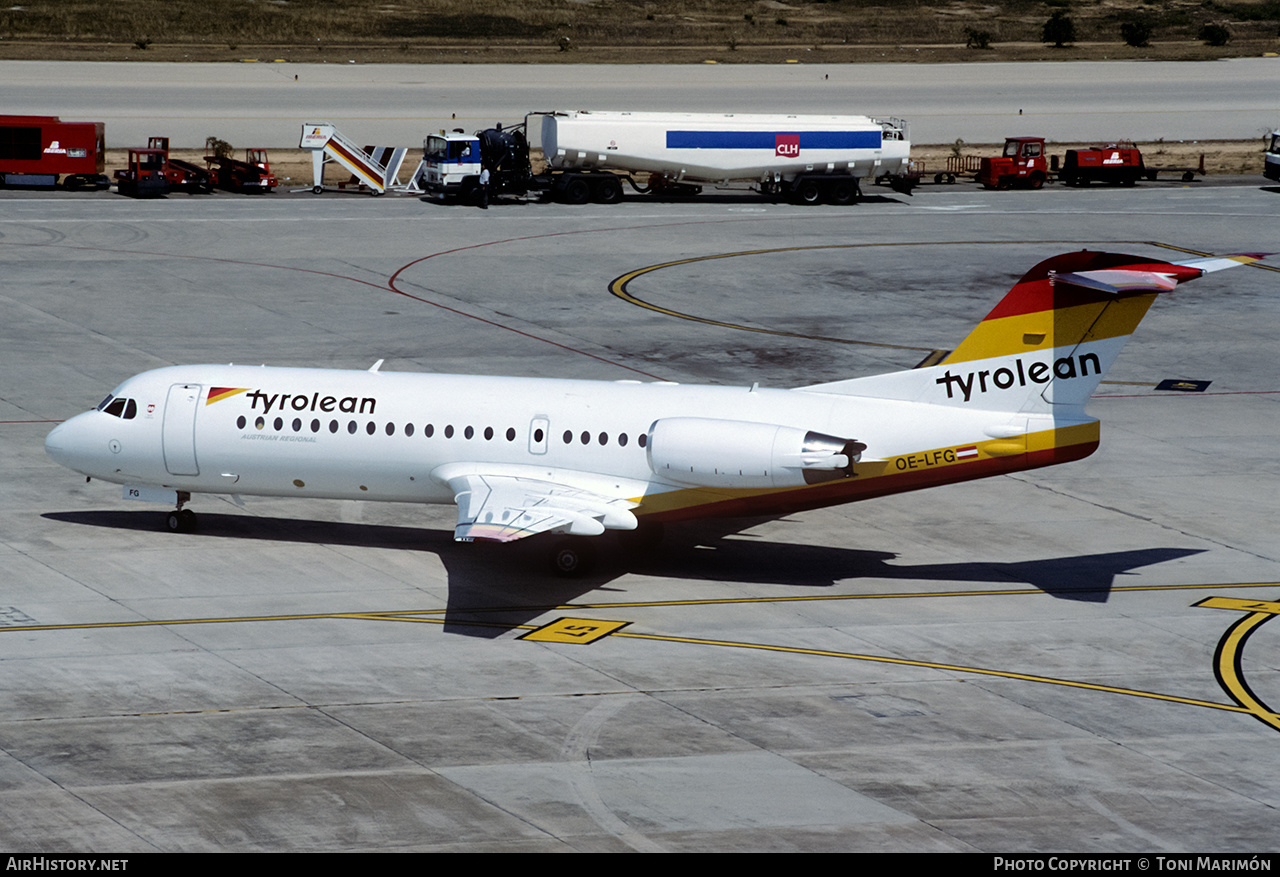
[1060,142,1145,187]
[147,137,211,194]
[204,141,278,193]
[978,136,1049,190]
[0,114,110,189]
[114,148,171,197]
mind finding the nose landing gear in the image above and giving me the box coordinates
[165,492,197,533]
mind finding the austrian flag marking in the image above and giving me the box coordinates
[206,387,249,406]
[955,446,979,460]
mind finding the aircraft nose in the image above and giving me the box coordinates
[45,412,96,474]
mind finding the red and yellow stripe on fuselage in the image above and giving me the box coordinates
[635,420,1099,522]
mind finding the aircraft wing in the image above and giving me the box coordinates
[434,467,640,543]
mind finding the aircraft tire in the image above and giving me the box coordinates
[166,509,197,533]
[549,539,596,577]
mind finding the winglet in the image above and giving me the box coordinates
[368,359,384,373]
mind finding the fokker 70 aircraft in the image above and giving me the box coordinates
[45,250,1261,574]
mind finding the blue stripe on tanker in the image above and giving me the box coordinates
[665,130,882,149]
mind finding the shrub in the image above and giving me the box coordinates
[1042,11,1076,47]
[1120,19,1153,47]
[1199,23,1231,45]
[964,27,993,49]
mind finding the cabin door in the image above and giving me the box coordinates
[162,383,201,476]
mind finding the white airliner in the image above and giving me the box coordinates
[45,250,1262,575]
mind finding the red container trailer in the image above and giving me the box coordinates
[1060,142,1146,187]
[0,115,110,189]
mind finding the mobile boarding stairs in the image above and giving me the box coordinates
[298,122,427,195]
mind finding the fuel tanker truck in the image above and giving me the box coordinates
[421,110,913,205]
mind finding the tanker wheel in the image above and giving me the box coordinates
[592,176,623,204]
[1028,172,1046,190]
[311,185,323,195]
[562,178,591,205]
[827,179,857,205]
[996,176,1012,191]
[548,538,596,577]
[795,180,823,204]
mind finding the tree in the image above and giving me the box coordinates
[1120,18,1153,48]
[1042,11,1076,48]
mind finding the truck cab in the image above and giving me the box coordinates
[979,137,1048,190]
[422,131,482,200]
[1265,132,1280,182]
[114,148,171,197]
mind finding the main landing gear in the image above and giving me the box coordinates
[548,538,596,577]
[165,491,197,533]
[545,521,667,578]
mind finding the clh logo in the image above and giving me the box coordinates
[775,134,800,158]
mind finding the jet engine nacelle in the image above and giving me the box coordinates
[646,417,865,489]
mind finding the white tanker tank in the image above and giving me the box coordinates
[539,110,912,203]
[422,109,914,205]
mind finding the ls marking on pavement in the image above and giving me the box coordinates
[6,582,1277,733]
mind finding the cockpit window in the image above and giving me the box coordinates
[96,394,114,411]
[100,397,138,419]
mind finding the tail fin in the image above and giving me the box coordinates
[804,250,1264,413]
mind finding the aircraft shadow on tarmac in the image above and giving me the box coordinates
[45,510,1203,638]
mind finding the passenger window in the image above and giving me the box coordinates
[405,423,415,437]
[484,426,493,441]
[274,417,283,431]
[425,424,435,437]
[292,418,302,432]
[444,425,454,438]
[619,433,628,447]
[366,422,376,435]
[329,420,339,433]
[237,415,247,429]
[464,426,474,439]
[507,427,516,442]
[385,423,395,436]
[347,421,357,434]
